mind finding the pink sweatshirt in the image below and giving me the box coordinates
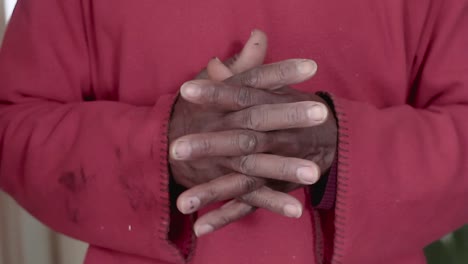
[0,0,467,263]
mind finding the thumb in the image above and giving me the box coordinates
[207,29,268,81]
[206,57,233,81]
[227,29,269,74]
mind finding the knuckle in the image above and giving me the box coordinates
[254,193,274,210]
[243,108,267,130]
[277,161,291,180]
[235,86,252,108]
[238,176,259,193]
[241,109,255,130]
[238,155,257,175]
[286,105,307,124]
[206,187,220,202]
[238,192,253,204]
[276,62,294,81]
[237,132,259,154]
[217,214,233,227]
[206,84,221,104]
[241,68,261,87]
[192,138,213,155]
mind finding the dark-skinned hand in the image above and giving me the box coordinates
[169,30,337,236]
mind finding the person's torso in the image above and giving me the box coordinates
[82,1,427,263]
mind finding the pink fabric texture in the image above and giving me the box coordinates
[1,0,467,263]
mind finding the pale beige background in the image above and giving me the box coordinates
[0,1,88,263]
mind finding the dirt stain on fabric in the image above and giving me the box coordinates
[58,166,90,223]
[119,169,157,212]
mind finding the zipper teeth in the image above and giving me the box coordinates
[329,95,350,264]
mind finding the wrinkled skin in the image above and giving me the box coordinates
[168,30,337,236]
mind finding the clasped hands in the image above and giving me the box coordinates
[168,30,337,237]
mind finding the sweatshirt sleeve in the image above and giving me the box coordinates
[327,0,468,263]
[0,0,185,262]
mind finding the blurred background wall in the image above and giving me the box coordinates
[0,1,88,263]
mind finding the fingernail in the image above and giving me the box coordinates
[297,60,317,75]
[195,224,214,237]
[307,104,327,122]
[283,204,302,218]
[181,82,201,99]
[296,167,318,184]
[181,196,200,214]
[172,141,191,160]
